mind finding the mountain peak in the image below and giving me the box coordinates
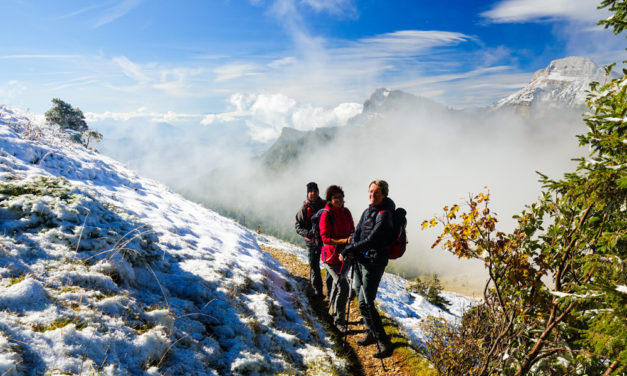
[363,88,417,113]
[532,56,599,81]
[492,56,612,113]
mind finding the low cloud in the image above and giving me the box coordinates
[86,108,200,123]
[0,80,27,102]
[200,93,362,142]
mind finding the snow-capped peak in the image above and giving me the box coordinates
[492,56,613,112]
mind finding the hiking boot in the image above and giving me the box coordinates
[335,321,348,333]
[373,340,393,358]
[334,317,348,333]
[356,333,375,346]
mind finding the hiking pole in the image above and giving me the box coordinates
[343,261,354,346]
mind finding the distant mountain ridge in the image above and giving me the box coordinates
[260,56,609,170]
[259,126,338,169]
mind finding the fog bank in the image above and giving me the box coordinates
[97,101,588,295]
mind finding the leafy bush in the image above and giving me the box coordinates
[421,2,626,374]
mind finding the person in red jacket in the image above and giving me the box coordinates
[319,185,354,333]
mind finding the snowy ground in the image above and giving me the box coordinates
[0,106,474,375]
[0,107,345,375]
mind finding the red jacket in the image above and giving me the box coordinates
[320,202,355,265]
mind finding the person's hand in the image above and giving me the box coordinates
[339,254,344,263]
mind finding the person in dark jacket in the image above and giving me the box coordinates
[295,182,327,297]
[340,179,395,359]
[319,185,354,333]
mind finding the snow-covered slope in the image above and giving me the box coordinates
[0,107,346,375]
[0,105,473,375]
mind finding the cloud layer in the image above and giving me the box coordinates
[201,93,362,142]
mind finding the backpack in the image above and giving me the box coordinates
[310,208,331,247]
[303,201,316,228]
[379,208,408,259]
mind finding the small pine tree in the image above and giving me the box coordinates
[81,129,103,149]
[426,274,451,310]
[407,274,451,311]
[45,98,88,133]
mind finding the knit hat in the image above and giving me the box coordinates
[306,182,319,193]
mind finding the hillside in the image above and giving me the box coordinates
[0,106,472,375]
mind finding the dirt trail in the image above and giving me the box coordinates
[262,245,432,376]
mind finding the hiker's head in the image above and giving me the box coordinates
[325,185,345,207]
[306,182,319,201]
[368,180,388,206]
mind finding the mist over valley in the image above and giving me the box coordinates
[94,56,602,294]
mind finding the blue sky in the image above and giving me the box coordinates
[0,0,624,139]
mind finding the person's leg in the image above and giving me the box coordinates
[325,269,333,298]
[359,262,392,358]
[359,263,386,339]
[334,266,349,323]
[354,262,375,345]
[324,263,340,315]
[308,244,323,296]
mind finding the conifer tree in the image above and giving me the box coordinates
[45,98,88,133]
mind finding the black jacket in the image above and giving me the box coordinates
[343,197,395,265]
[295,197,326,245]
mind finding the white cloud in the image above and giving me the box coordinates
[301,0,357,17]
[201,112,239,125]
[268,57,296,68]
[153,67,205,95]
[482,0,605,23]
[354,30,471,57]
[214,63,260,82]
[200,93,362,142]
[114,56,151,83]
[0,80,27,102]
[86,108,200,123]
[94,0,143,28]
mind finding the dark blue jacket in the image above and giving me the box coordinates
[343,197,395,265]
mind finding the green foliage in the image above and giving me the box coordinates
[421,2,626,373]
[598,0,627,35]
[45,98,88,142]
[408,274,451,311]
[81,129,103,149]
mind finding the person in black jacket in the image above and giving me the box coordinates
[340,179,394,359]
[295,182,327,298]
